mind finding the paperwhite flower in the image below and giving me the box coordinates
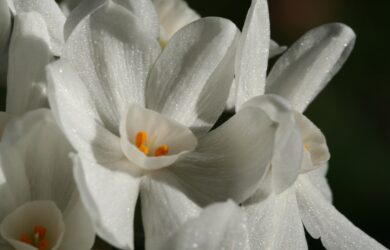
[0,11,53,138]
[0,109,94,250]
[47,1,279,249]
[235,0,386,249]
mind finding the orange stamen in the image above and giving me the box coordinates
[20,225,48,250]
[138,144,149,155]
[136,131,147,148]
[20,233,33,244]
[34,225,46,240]
[155,144,169,157]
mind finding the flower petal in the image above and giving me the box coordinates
[0,0,11,51]
[1,109,75,211]
[161,200,250,250]
[244,187,307,250]
[235,0,270,109]
[0,112,11,138]
[305,164,332,203]
[12,0,65,55]
[269,40,286,58]
[242,95,303,194]
[152,0,200,41]
[296,175,386,249]
[47,60,123,164]
[65,0,159,40]
[266,23,356,112]
[170,106,276,205]
[61,197,95,250]
[64,1,161,123]
[140,171,201,249]
[146,17,239,135]
[6,12,51,116]
[73,156,140,250]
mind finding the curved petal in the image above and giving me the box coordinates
[64,0,105,40]
[0,0,11,52]
[152,0,200,41]
[269,40,286,58]
[161,200,250,250]
[235,0,270,109]
[305,164,332,203]
[61,196,95,250]
[140,171,201,250]
[296,175,386,250]
[243,187,308,250]
[266,23,356,112]
[65,0,159,40]
[295,113,330,173]
[47,60,124,164]
[12,0,65,55]
[6,12,51,116]
[170,106,276,205]
[1,109,75,212]
[60,0,82,16]
[243,95,303,194]
[73,156,141,250]
[146,17,239,135]
[64,1,161,126]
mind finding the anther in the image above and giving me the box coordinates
[155,145,169,157]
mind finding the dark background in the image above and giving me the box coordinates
[186,0,390,248]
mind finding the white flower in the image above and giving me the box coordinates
[234,0,386,249]
[0,109,94,250]
[47,1,278,249]
[0,11,53,138]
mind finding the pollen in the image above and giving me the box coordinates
[304,143,310,151]
[155,144,169,157]
[20,225,49,250]
[134,131,169,157]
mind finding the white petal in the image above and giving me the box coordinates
[0,146,18,221]
[60,0,82,16]
[295,112,330,173]
[65,0,159,40]
[64,1,161,124]
[152,0,200,40]
[119,103,197,170]
[269,40,286,58]
[6,12,51,116]
[170,106,276,205]
[0,0,11,51]
[266,23,356,112]
[0,112,11,139]
[73,156,141,250]
[61,196,95,250]
[140,171,201,250]
[243,95,303,194]
[114,0,160,39]
[305,164,332,203]
[235,0,270,109]
[244,187,308,250]
[146,17,239,135]
[64,0,105,39]
[47,60,124,164]
[0,201,65,250]
[1,109,75,211]
[296,175,386,249]
[12,0,65,55]
[161,200,250,250]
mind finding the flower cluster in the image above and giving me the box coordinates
[0,0,387,249]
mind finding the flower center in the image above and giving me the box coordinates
[135,131,169,157]
[20,225,49,250]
